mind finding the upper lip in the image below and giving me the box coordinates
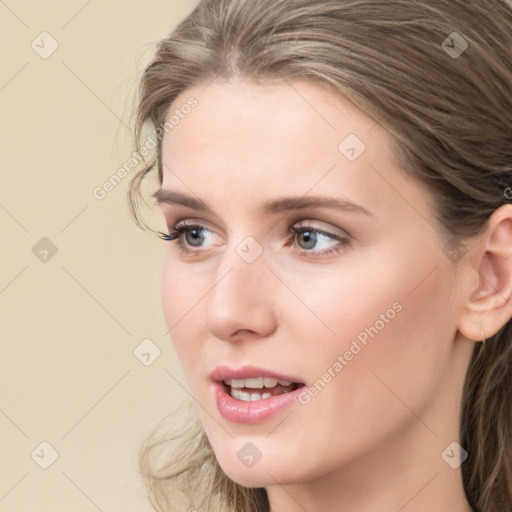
[211,365,305,384]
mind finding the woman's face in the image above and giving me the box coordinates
[157,79,474,487]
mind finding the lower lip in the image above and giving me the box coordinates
[214,382,304,424]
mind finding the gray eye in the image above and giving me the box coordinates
[185,228,206,246]
[296,230,317,250]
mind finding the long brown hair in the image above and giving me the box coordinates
[128,1,512,510]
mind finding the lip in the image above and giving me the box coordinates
[211,365,305,424]
[210,365,304,383]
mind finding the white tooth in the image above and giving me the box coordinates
[238,391,251,402]
[263,377,278,388]
[231,378,245,388]
[244,377,264,388]
[262,393,272,399]
[278,379,292,386]
[250,392,263,401]
[231,388,252,401]
[231,388,243,400]
[224,378,232,385]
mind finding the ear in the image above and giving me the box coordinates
[458,204,512,342]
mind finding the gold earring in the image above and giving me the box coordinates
[481,328,486,346]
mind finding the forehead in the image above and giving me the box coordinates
[162,78,382,164]
[159,79,430,225]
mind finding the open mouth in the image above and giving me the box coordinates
[223,377,304,402]
[213,368,307,423]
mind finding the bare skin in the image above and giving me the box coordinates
[155,78,512,512]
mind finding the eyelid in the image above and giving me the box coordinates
[160,218,217,237]
[291,219,352,240]
[293,219,348,236]
[159,205,231,234]
[290,226,343,245]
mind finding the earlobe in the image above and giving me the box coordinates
[458,205,512,342]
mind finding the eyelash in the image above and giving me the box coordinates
[157,221,351,258]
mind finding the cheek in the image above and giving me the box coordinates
[285,246,454,414]
[279,258,408,365]
[161,258,208,372]
[293,253,454,434]
[287,241,453,359]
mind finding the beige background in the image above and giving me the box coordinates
[0,1,198,510]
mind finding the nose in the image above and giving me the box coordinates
[203,247,278,343]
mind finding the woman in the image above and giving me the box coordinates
[128,1,512,511]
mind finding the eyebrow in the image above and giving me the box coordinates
[152,189,372,216]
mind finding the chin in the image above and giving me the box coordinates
[211,445,306,488]
[223,469,271,488]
